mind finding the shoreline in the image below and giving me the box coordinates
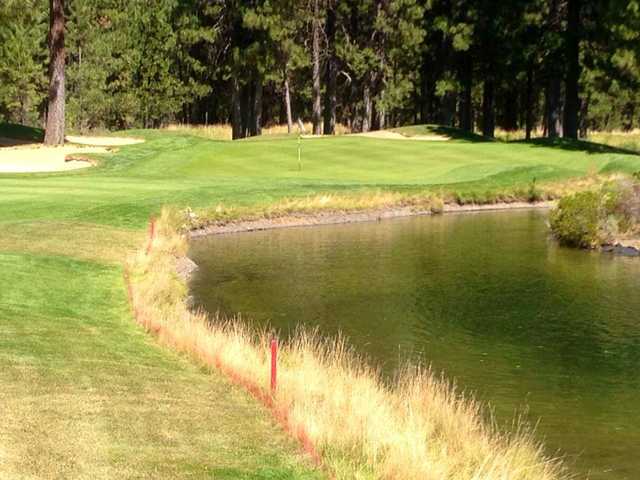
[190,200,554,238]
[132,209,568,479]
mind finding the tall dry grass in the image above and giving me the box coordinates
[126,207,569,480]
[181,176,621,231]
[165,122,351,140]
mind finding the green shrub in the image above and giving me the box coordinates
[550,179,640,248]
[527,177,542,202]
[550,191,602,248]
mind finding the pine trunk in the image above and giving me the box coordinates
[44,0,65,146]
[546,77,562,138]
[311,0,322,135]
[563,0,580,139]
[231,77,243,140]
[546,0,563,139]
[284,75,293,134]
[377,89,386,131]
[362,82,372,133]
[250,76,262,137]
[460,54,473,131]
[525,64,534,140]
[323,3,337,135]
[579,91,590,138]
[482,79,495,138]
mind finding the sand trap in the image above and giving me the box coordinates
[355,130,450,141]
[0,144,108,173]
[65,135,144,146]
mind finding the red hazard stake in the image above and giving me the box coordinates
[270,338,278,393]
[146,217,156,255]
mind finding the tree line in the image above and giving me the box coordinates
[1,0,639,142]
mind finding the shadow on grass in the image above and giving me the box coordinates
[0,122,44,146]
[516,137,639,156]
[392,124,493,143]
[425,125,493,142]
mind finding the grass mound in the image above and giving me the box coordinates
[0,122,44,143]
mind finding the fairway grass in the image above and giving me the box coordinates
[1,124,640,477]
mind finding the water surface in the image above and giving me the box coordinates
[190,210,640,479]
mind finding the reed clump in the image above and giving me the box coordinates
[127,207,568,480]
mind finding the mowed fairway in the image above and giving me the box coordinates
[1,128,639,478]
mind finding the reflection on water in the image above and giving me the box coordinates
[189,210,640,479]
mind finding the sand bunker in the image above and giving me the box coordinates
[0,144,108,173]
[0,135,144,173]
[65,135,144,147]
[355,130,450,141]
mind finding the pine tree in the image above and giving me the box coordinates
[44,0,66,145]
[0,0,47,125]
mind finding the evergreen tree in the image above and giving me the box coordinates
[0,0,47,125]
[1,0,639,137]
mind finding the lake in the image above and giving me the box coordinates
[189,210,640,479]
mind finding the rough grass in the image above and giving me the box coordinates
[165,122,351,140]
[127,208,569,480]
[589,130,640,153]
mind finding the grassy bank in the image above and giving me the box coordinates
[2,124,640,477]
[129,209,567,480]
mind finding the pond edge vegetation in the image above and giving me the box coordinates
[550,174,640,255]
[124,190,594,479]
[184,175,618,237]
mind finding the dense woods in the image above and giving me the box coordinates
[1,0,639,138]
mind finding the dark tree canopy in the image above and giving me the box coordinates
[1,0,639,139]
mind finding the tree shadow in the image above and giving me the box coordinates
[516,137,639,156]
[424,125,493,143]
[0,123,44,147]
[391,124,493,142]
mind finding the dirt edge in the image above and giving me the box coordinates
[190,201,554,238]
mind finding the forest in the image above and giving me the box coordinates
[1,0,639,139]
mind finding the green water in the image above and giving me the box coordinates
[189,210,640,479]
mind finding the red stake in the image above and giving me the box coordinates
[270,338,278,393]
[146,217,156,255]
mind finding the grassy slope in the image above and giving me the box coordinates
[0,123,44,142]
[1,125,640,477]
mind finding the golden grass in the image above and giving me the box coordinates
[126,207,570,480]
[186,191,441,229]
[588,130,640,152]
[181,176,619,232]
[165,122,351,140]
